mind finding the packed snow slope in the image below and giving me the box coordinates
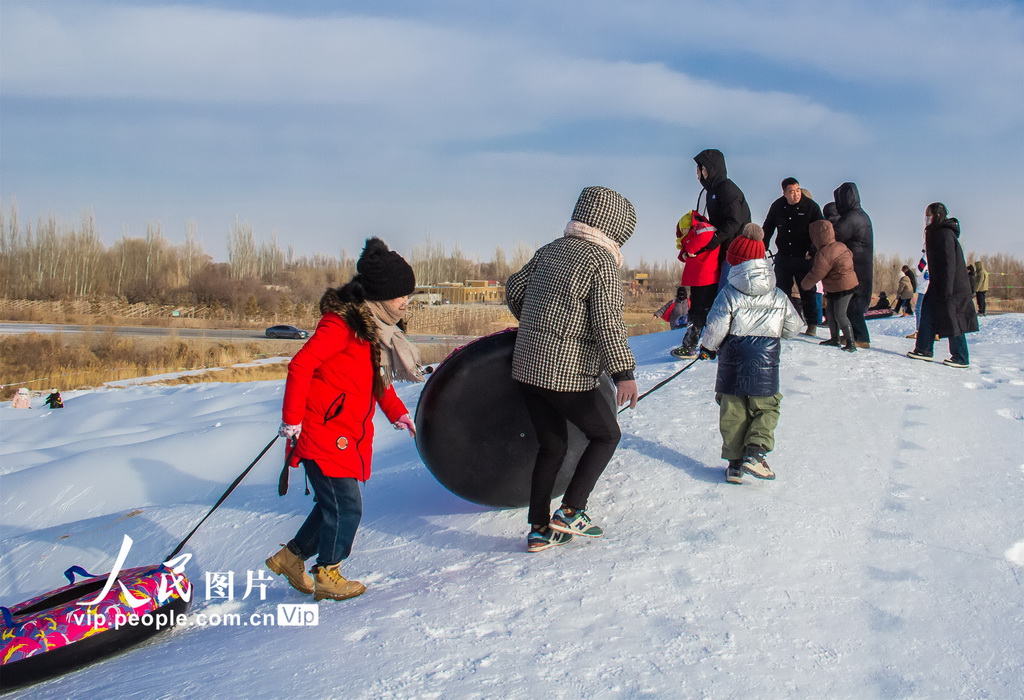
[2,315,1022,699]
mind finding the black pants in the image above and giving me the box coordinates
[976,291,987,315]
[848,287,870,343]
[518,382,621,527]
[773,255,818,325]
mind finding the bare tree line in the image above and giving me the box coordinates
[3,203,1018,322]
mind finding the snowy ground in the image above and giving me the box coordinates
[2,314,1022,699]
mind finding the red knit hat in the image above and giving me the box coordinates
[726,224,766,266]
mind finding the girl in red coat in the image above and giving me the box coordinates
[266,238,423,601]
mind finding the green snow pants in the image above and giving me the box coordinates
[716,392,783,460]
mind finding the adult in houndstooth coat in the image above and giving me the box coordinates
[506,186,639,551]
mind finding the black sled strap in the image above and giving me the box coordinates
[277,438,299,496]
[166,435,279,560]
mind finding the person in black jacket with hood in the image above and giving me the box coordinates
[763,177,823,334]
[907,202,978,367]
[831,182,873,347]
[693,149,752,286]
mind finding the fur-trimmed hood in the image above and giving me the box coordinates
[318,282,385,397]
[319,282,378,344]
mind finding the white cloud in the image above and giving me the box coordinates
[0,3,863,143]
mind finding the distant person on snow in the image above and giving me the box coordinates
[653,285,689,329]
[831,182,874,348]
[266,237,424,602]
[801,220,859,352]
[896,265,916,316]
[506,186,639,553]
[974,259,989,315]
[762,177,823,336]
[11,387,31,409]
[44,388,64,409]
[692,149,752,288]
[907,203,978,368]
[699,224,803,484]
[869,291,892,311]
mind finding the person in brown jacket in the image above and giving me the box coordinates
[801,220,859,352]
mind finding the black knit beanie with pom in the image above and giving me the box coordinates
[352,237,416,301]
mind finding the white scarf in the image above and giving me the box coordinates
[564,220,624,267]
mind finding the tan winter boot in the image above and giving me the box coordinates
[312,564,366,602]
[266,545,314,594]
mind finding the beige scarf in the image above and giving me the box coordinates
[564,220,624,267]
[365,300,425,386]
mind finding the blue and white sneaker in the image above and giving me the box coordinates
[527,526,572,553]
[549,508,604,538]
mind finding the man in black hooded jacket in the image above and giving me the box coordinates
[693,149,751,285]
[831,182,874,346]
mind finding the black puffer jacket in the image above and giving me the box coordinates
[694,149,751,260]
[924,218,979,338]
[832,182,873,299]
[763,195,823,258]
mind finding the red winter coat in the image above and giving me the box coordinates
[678,213,720,287]
[282,289,407,480]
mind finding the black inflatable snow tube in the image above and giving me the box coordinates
[414,329,614,508]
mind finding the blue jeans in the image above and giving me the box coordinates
[914,293,924,330]
[914,295,969,365]
[290,460,362,567]
[718,260,732,291]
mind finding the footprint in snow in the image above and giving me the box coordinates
[996,408,1024,421]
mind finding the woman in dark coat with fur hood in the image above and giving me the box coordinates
[266,238,422,602]
[907,203,978,368]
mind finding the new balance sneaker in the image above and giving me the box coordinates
[942,358,969,368]
[527,526,573,552]
[671,345,698,359]
[549,508,604,538]
[741,447,776,480]
[725,460,744,484]
[907,350,934,362]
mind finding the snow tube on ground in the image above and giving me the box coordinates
[864,308,896,319]
[1,564,191,691]
[415,329,615,508]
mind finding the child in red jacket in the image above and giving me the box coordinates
[266,238,422,602]
[672,211,720,359]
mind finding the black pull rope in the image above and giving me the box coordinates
[166,435,279,560]
[618,357,701,415]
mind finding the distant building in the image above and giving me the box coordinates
[415,280,505,304]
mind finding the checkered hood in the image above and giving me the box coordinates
[571,187,637,246]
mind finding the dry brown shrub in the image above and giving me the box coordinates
[0,333,280,399]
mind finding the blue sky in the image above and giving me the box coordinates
[2,0,1022,265]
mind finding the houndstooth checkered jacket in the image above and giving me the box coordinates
[506,187,636,392]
